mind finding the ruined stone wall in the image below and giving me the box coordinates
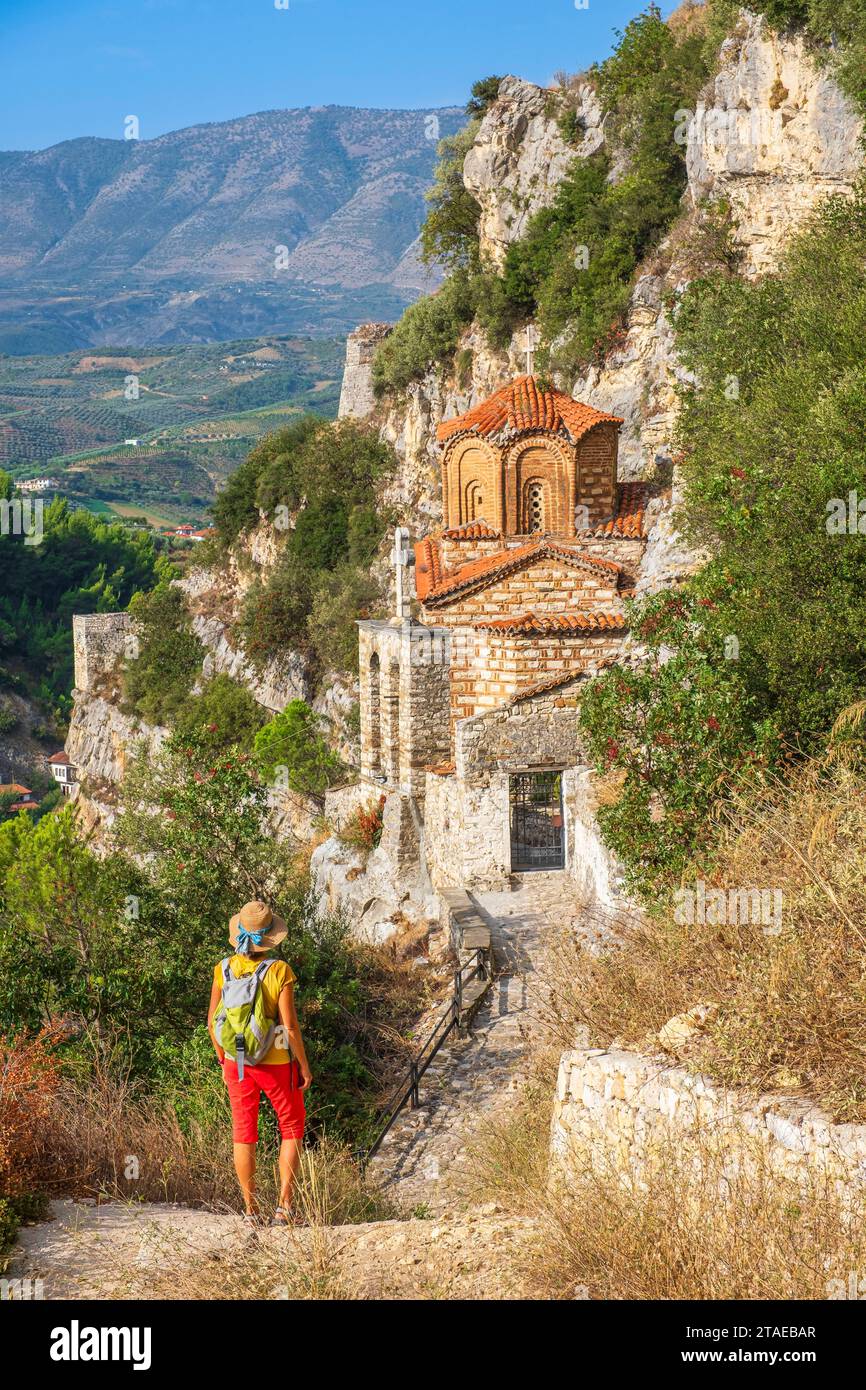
[338,322,392,419]
[552,1047,866,1197]
[72,613,134,693]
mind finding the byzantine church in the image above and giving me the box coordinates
[356,372,649,890]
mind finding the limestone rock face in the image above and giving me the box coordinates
[687,13,863,277]
[192,613,309,714]
[462,75,603,269]
[65,693,167,789]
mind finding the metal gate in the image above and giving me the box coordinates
[509,771,564,872]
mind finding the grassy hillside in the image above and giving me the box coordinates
[0,336,343,526]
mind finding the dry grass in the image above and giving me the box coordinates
[466,1063,866,1300]
[536,1128,866,1301]
[548,762,866,1120]
[45,1053,393,1226]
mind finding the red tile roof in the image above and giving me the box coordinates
[441,519,501,541]
[0,783,32,796]
[591,481,651,539]
[48,751,72,765]
[437,376,623,445]
[421,537,623,606]
[510,671,588,703]
[414,536,446,601]
[474,611,626,635]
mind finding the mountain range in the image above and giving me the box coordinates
[0,104,463,352]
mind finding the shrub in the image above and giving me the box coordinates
[124,584,204,726]
[0,1023,65,1268]
[173,675,266,752]
[578,590,779,897]
[372,271,477,395]
[307,565,381,676]
[239,547,314,664]
[673,184,866,747]
[338,796,386,853]
[253,701,343,804]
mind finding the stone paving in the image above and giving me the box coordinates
[368,874,589,1214]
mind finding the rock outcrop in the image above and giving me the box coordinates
[687,12,863,277]
[463,75,603,268]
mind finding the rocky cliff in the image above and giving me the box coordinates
[339,12,863,589]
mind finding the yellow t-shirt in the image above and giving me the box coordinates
[214,955,296,1065]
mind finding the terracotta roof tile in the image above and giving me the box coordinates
[422,537,622,606]
[441,519,502,541]
[48,752,72,765]
[510,671,588,703]
[474,611,627,635]
[414,536,445,602]
[591,481,652,539]
[437,375,623,445]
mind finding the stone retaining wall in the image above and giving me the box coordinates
[552,1047,866,1193]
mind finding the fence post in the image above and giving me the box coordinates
[410,1058,419,1109]
[455,967,464,1036]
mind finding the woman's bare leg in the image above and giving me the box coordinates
[233,1141,258,1213]
[278,1138,302,1210]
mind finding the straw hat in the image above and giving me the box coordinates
[229,900,287,955]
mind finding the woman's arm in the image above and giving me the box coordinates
[277,983,312,1089]
[207,978,225,1062]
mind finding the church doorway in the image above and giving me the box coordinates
[509,771,565,872]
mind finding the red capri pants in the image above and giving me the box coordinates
[222,1059,305,1143]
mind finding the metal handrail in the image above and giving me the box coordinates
[355,946,491,1171]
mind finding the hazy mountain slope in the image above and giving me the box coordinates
[0,107,462,288]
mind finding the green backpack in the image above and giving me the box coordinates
[213,957,277,1080]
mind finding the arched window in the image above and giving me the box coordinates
[465,480,484,522]
[523,481,545,534]
[368,652,381,775]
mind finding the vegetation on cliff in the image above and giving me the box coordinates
[580,185,866,892]
[0,476,164,715]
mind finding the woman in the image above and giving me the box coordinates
[208,900,313,1227]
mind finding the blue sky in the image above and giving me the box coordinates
[0,0,678,151]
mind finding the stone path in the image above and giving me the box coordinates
[368,875,589,1214]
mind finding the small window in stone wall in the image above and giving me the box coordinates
[525,482,544,533]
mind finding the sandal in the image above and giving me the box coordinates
[271,1206,299,1227]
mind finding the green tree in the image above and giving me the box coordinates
[173,675,266,752]
[123,585,204,725]
[253,701,343,804]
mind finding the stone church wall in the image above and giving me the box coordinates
[424,768,510,890]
